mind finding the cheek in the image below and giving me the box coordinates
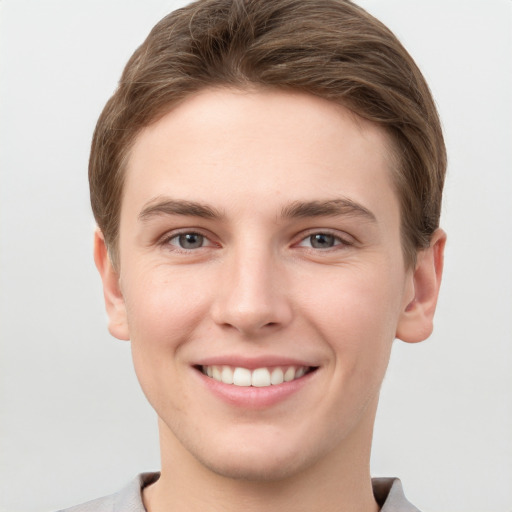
[305,265,403,372]
[309,263,403,330]
[123,267,210,343]
[122,270,211,413]
[121,268,213,399]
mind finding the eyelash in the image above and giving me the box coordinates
[160,230,216,252]
[159,229,353,253]
[295,231,354,250]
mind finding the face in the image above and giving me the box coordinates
[103,88,434,481]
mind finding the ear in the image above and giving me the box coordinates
[93,229,130,341]
[396,229,446,343]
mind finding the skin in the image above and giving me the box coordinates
[95,88,445,512]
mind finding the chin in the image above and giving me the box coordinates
[196,449,311,482]
[180,427,333,483]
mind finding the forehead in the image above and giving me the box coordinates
[123,88,399,225]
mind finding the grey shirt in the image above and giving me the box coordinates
[57,473,421,512]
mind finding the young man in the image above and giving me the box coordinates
[62,0,446,510]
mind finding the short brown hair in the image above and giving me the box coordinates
[89,0,446,267]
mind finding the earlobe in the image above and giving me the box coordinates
[93,229,130,341]
[396,229,446,344]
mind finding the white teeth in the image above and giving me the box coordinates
[203,365,310,387]
[212,366,222,381]
[251,368,271,387]
[270,367,284,385]
[221,366,234,384]
[295,367,306,378]
[284,366,296,382]
[233,367,252,386]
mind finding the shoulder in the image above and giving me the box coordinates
[56,473,160,512]
[56,493,115,512]
[57,473,418,512]
[372,477,422,512]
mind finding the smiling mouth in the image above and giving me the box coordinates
[198,365,317,387]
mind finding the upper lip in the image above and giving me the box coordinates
[193,355,319,370]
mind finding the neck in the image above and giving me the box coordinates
[143,409,379,512]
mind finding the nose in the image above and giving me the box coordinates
[210,245,293,336]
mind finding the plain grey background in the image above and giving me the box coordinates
[1,1,511,511]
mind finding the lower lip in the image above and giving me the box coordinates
[195,368,317,408]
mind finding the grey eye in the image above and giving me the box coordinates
[176,233,204,249]
[309,233,336,248]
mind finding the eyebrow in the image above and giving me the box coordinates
[138,197,223,221]
[138,196,376,223]
[281,198,377,222]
